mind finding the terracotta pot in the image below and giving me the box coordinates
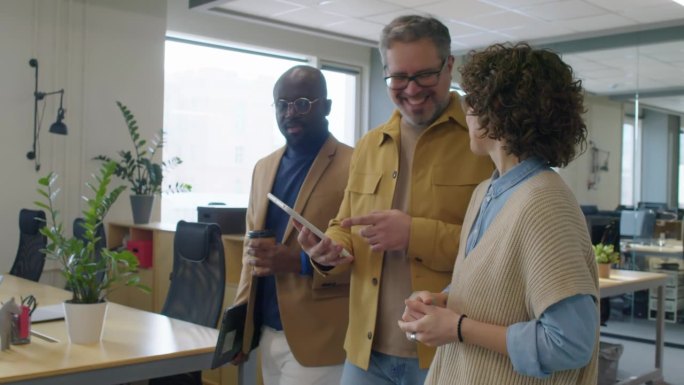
[598,263,611,279]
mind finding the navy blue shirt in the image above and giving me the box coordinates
[257,135,326,330]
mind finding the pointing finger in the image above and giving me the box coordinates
[341,214,376,227]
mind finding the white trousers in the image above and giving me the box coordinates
[260,327,343,385]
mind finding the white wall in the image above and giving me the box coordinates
[557,95,624,210]
[0,0,166,275]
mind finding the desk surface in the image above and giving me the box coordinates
[599,269,668,385]
[0,274,218,385]
[621,241,683,255]
[599,269,669,298]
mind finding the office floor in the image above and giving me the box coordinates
[601,317,684,385]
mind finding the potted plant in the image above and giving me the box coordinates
[593,243,620,279]
[36,161,150,344]
[94,101,190,224]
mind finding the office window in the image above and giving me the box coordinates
[162,39,358,224]
[621,119,635,206]
[321,64,359,147]
[621,115,642,207]
[680,128,684,208]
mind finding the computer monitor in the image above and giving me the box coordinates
[619,209,656,240]
[637,201,669,211]
[581,205,599,216]
[585,215,617,245]
[197,206,247,235]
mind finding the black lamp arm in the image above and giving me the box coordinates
[35,89,64,101]
[27,58,67,172]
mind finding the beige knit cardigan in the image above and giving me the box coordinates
[425,171,599,385]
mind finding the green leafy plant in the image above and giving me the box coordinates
[593,243,620,265]
[36,161,150,303]
[94,101,190,195]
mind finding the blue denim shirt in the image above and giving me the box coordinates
[465,157,597,378]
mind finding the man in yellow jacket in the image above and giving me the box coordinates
[297,15,494,385]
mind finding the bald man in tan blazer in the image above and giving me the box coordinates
[232,66,352,385]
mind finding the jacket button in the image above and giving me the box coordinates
[372,277,378,285]
[392,170,398,179]
[367,332,373,339]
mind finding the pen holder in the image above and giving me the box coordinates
[11,305,31,344]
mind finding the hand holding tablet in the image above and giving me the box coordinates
[267,193,352,260]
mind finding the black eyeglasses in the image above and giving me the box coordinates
[274,98,320,115]
[384,59,447,90]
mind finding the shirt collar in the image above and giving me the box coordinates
[489,157,548,198]
[377,92,466,147]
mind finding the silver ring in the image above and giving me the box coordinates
[409,332,417,342]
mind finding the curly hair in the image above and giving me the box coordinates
[379,15,451,66]
[459,43,587,167]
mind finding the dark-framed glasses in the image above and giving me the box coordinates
[274,97,319,115]
[384,59,447,90]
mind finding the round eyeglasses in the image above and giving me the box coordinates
[384,59,447,90]
[274,98,320,115]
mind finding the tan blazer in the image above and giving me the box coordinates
[234,134,352,367]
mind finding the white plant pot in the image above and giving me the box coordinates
[63,301,108,344]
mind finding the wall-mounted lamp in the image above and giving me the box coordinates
[27,58,68,171]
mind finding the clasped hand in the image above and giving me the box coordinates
[397,291,459,347]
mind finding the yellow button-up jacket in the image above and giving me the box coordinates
[324,93,494,370]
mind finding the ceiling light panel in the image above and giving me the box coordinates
[319,0,401,17]
[520,0,607,21]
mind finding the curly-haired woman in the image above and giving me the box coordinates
[398,43,599,385]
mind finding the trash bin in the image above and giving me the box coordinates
[598,341,623,385]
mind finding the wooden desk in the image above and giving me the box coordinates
[0,274,218,385]
[622,241,683,259]
[104,222,250,385]
[620,239,684,270]
[600,269,668,385]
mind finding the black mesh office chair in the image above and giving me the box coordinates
[149,220,226,385]
[9,209,47,282]
[72,218,107,284]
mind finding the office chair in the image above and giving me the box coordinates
[149,220,226,385]
[72,218,107,284]
[9,209,47,282]
[600,218,621,252]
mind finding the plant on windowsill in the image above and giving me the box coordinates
[593,243,620,279]
[36,161,150,344]
[94,101,191,224]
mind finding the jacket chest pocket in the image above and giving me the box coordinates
[431,165,483,220]
[347,172,382,213]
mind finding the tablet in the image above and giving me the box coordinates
[267,193,352,258]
